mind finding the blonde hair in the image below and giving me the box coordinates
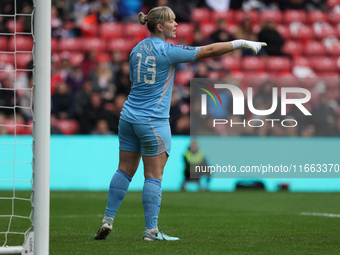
[138,6,175,33]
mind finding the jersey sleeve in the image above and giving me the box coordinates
[164,43,199,65]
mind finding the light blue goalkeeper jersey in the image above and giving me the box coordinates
[120,36,199,123]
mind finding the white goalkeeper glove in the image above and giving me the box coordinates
[231,40,267,55]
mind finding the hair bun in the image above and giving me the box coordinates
[138,12,148,25]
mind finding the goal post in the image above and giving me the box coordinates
[33,0,51,254]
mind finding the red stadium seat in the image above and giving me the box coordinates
[307,10,330,23]
[0,36,8,51]
[234,10,258,24]
[273,72,295,78]
[290,25,315,40]
[51,37,58,52]
[175,23,194,42]
[123,22,148,40]
[174,70,193,86]
[265,57,292,73]
[276,24,291,39]
[6,20,25,33]
[310,57,337,73]
[303,41,327,56]
[221,55,241,72]
[99,22,123,39]
[0,53,15,66]
[330,11,340,24]
[200,23,216,38]
[96,52,111,62]
[292,56,310,67]
[58,38,83,52]
[106,38,137,54]
[327,0,340,9]
[259,10,282,24]
[83,38,106,52]
[5,119,27,135]
[191,8,211,24]
[241,57,265,72]
[283,10,307,23]
[16,53,32,69]
[326,42,340,55]
[56,119,80,135]
[69,52,84,66]
[242,73,269,90]
[207,71,220,78]
[282,40,303,57]
[314,25,338,39]
[80,22,98,37]
[8,36,34,52]
[210,10,234,23]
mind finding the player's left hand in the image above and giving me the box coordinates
[241,40,267,55]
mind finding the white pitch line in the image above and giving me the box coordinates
[300,212,340,218]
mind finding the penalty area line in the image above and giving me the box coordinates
[299,212,340,218]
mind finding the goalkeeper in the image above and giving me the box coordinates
[94,5,266,241]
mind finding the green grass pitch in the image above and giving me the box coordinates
[1,191,340,254]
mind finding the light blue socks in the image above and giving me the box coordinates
[105,170,132,217]
[142,178,162,229]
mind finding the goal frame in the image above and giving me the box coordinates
[0,0,51,254]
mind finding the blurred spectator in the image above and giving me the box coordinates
[0,16,10,34]
[108,51,123,78]
[92,119,113,135]
[74,79,94,121]
[20,3,33,33]
[174,114,190,135]
[115,61,131,96]
[51,5,64,38]
[252,80,281,119]
[66,65,84,98]
[210,18,234,43]
[90,61,115,101]
[300,124,316,137]
[192,27,211,47]
[0,113,8,135]
[59,52,73,80]
[205,0,230,11]
[144,0,195,23]
[234,17,258,55]
[311,93,338,136]
[288,104,313,136]
[257,20,286,56]
[0,76,15,117]
[109,93,127,134]
[50,114,63,134]
[92,0,117,23]
[73,0,92,26]
[77,92,111,134]
[19,76,34,122]
[0,0,14,23]
[277,0,307,10]
[52,0,73,21]
[181,140,210,191]
[82,50,97,78]
[51,81,74,119]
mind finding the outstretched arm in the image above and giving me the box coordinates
[195,40,267,61]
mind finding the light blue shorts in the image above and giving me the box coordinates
[118,119,171,156]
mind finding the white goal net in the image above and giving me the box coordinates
[0,0,50,254]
